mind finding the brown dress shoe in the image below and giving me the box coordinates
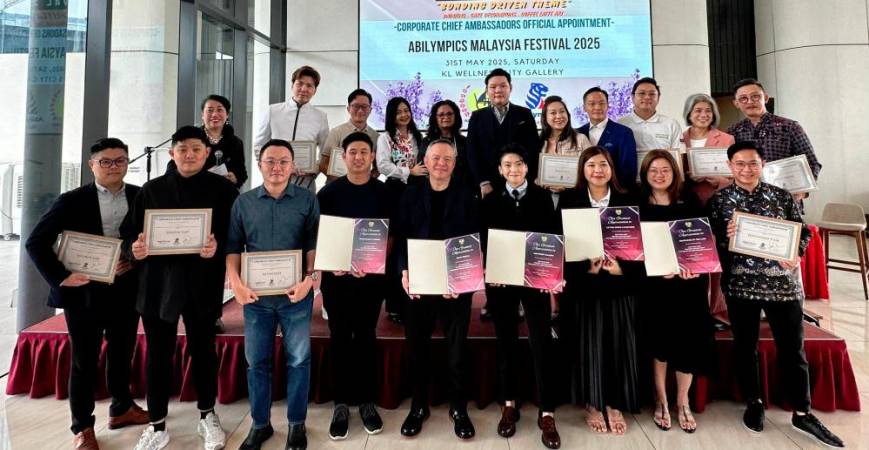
[73,427,99,450]
[538,415,561,449]
[107,404,149,429]
[497,406,520,438]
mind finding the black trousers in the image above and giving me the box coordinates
[142,305,218,422]
[726,297,811,412]
[405,293,472,411]
[64,299,139,434]
[321,276,383,405]
[487,285,556,412]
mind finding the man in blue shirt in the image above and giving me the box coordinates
[225,139,320,450]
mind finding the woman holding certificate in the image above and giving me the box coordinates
[482,144,562,449]
[537,96,591,199]
[681,93,735,204]
[638,150,716,433]
[557,146,642,435]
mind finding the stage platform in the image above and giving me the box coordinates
[6,294,861,413]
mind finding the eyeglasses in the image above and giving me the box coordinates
[736,94,763,104]
[93,158,129,168]
[731,161,762,170]
[349,104,371,111]
[261,159,293,168]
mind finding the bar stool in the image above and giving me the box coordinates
[817,203,868,300]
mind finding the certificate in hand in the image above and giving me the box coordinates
[537,154,579,188]
[314,215,388,273]
[407,233,484,295]
[486,229,564,290]
[687,147,730,177]
[144,208,211,255]
[57,231,123,284]
[241,250,303,296]
[327,148,348,177]
[728,211,802,262]
[762,154,818,194]
[561,208,604,262]
[636,149,683,182]
[290,140,318,173]
[600,206,645,261]
[641,219,721,276]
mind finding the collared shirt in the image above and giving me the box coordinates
[253,101,330,190]
[588,118,608,146]
[94,182,127,238]
[617,110,682,151]
[727,112,821,178]
[588,188,611,207]
[540,131,592,156]
[226,183,320,263]
[493,103,510,124]
[321,121,380,157]
[505,180,528,200]
[708,182,811,302]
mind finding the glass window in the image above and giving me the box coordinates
[247,38,270,188]
[248,0,270,36]
[196,13,235,113]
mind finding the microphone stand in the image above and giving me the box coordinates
[130,137,172,181]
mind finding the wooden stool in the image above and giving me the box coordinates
[817,203,868,300]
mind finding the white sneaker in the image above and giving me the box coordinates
[134,425,170,450]
[197,412,226,450]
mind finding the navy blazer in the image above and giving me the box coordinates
[466,103,540,188]
[577,120,638,189]
[25,182,140,309]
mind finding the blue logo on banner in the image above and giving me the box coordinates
[526,83,549,110]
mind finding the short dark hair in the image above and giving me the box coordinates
[258,139,294,161]
[292,65,321,87]
[200,94,230,112]
[347,88,372,105]
[498,143,527,163]
[727,141,765,160]
[632,77,660,95]
[90,137,128,155]
[732,78,765,95]
[425,100,463,139]
[342,131,373,151]
[171,126,209,147]
[582,86,609,102]
[485,68,511,85]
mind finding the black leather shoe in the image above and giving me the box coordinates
[240,424,273,450]
[743,400,765,433]
[449,408,475,440]
[286,423,306,450]
[497,406,519,438]
[792,412,844,448]
[400,407,430,437]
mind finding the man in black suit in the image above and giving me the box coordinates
[395,139,480,440]
[26,138,148,450]
[466,68,540,198]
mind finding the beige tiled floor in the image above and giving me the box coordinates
[1,239,868,449]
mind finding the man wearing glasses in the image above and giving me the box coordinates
[26,138,148,450]
[708,142,843,448]
[226,139,320,450]
[319,89,381,184]
[617,76,682,152]
[728,78,821,202]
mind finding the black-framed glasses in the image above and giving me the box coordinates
[93,158,129,168]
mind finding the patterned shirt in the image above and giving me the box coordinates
[708,182,811,302]
[727,113,821,178]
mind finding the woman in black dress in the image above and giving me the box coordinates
[638,149,716,433]
[558,146,642,435]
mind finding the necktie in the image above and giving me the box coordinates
[512,189,520,205]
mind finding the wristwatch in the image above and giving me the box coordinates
[307,271,320,281]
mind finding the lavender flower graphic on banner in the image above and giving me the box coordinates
[573,69,641,124]
[372,73,443,127]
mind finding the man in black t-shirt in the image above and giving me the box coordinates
[317,132,392,440]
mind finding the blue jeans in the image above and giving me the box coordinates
[244,293,313,427]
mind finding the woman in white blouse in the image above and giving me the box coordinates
[376,97,427,191]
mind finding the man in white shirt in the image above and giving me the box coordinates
[254,65,329,192]
[617,77,682,151]
[318,88,381,184]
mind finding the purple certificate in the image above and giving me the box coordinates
[524,233,564,290]
[445,233,485,294]
[668,218,722,274]
[599,206,645,261]
[351,219,389,274]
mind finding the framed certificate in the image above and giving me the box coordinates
[241,250,303,296]
[486,229,564,290]
[641,218,721,276]
[326,148,348,177]
[728,211,802,262]
[407,233,484,295]
[314,215,389,273]
[57,231,123,284]
[290,140,318,173]
[636,148,683,182]
[762,154,818,194]
[143,208,211,255]
[537,153,579,188]
[686,147,731,177]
